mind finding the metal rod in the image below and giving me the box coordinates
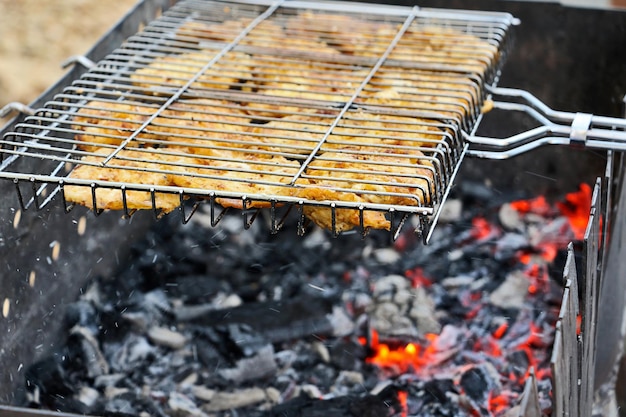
[467,86,626,158]
[102,0,286,166]
[289,6,420,185]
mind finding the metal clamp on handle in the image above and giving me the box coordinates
[465,86,626,159]
[570,112,593,147]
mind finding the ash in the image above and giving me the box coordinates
[23,182,578,417]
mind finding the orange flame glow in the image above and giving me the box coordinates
[526,264,550,295]
[397,390,408,417]
[364,330,439,374]
[405,267,432,288]
[471,217,496,240]
[493,322,508,339]
[557,183,592,240]
[510,195,552,216]
[361,186,592,415]
[489,391,515,415]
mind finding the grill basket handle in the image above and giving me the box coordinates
[465,86,626,159]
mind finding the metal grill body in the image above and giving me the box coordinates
[0,0,518,239]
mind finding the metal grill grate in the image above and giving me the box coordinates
[0,0,518,240]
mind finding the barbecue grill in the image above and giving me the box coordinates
[4,0,618,243]
[1,1,626,417]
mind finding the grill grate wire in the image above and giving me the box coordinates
[0,0,518,240]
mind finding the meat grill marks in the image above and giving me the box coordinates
[0,0,517,237]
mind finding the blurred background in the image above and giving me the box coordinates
[0,0,137,123]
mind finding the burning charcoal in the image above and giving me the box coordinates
[311,363,340,389]
[102,393,138,417]
[94,373,125,390]
[143,289,173,316]
[65,300,99,334]
[77,386,100,410]
[329,305,355,337]
[67,325,109,378]
[489,271,530,309]
[25,356,74,407]
[372,302,415,336]
[433,325,464,352]
[349,385,404,417]
[194,337,223,371]
[441,275,475,290]
[311,340,331,363]
[373,248,401,264]
[218,344,277,384]
[494,232,530,258]
[372,274,409,302]
[408,286,441,335]
[46,396,92,415]
[266,385,402,417]
[300,383,324,399]
[175,368,199,387]
[420,378,456,404]
[98,389,171,417]
[439,199,463,223]
[274,349,298,371]
[147,326,187,350]
[200,387,269,412]
[302,227,332,249]
[530,217,574,247]
[18,171,576,417]
[291,345,321,372]
[174,303,219,322]
[499,203,523,231]
[193,324,278,384]
[183,296,336,343]
[168,274,229,304]
[168,391,210,417]
[195,323,268,360]
[458,180,497,204]
[459,364,501,408]
[332,370,365,396]
[329,339,367,371]
[275,375,299,402]
[266,387,281,404]
[190,385,216,402]
[115,289,173,332]
[106,334,157,373]
[505,350,532,381]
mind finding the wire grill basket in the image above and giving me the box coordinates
[0,0,518,240]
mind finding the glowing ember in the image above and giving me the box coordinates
[397,390,408,417]
[511,182,592,240]
[510,195,552,216]
[364,330,439,374]
[557,183,592,240]
[471,217,497,240]
[493,322,508,339]
[404,267,432,288]
[526,264,550,295]
[359,185,593,415]
[489,391,515,415]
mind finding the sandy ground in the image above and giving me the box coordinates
[0,0,138,124]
